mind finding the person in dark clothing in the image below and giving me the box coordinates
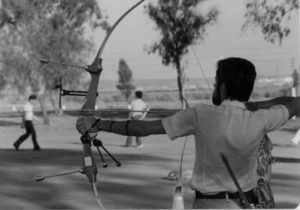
[14,95,41,151]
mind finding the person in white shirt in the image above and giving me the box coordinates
[76,57,299,208]
[125,90,147,147]
[13,95,41,151]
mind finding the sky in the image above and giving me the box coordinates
[91,0,300,80]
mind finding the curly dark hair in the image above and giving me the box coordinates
[216,57,256,102]
[135,90,143,99]
[28,95,37,100]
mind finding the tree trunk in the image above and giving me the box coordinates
[37,94,50,125]
[176,60,186,109]
[49,90,63,117]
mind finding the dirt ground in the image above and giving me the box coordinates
[0,115,300,209]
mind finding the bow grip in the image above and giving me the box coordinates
[82,144,98,183]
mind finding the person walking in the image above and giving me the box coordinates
[77,57,298,208]
[125,90,148,148]
[14,95,41,151]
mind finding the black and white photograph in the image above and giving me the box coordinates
[0,0,299,209]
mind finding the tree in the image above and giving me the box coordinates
[0,0,108,123]
[242,0,299,45]
[145,0,218,108]
[116,58,135,101]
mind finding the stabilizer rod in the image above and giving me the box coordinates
[35,169,83,182]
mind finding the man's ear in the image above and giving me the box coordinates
[213,82,228,105]
[212,81,222,105]
[219,82,228,100]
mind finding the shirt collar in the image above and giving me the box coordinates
[221,100,246,109]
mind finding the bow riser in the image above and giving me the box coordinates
[82,144,97,183]
[78,2,146,209]
[81,58,103,115]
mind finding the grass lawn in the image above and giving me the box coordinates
[0,115,300,209]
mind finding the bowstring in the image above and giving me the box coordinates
[169,0,212,183]
[170,0,212,93]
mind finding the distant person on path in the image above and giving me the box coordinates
[14,95,41,151]
[77,57,299,208]
[125,90,148,148]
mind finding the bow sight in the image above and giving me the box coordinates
[54,77,98,110]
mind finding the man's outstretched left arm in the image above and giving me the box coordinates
[76,117,166,137]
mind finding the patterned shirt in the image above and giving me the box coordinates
[253,134,275,208]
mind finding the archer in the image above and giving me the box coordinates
[77,57,299,209]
